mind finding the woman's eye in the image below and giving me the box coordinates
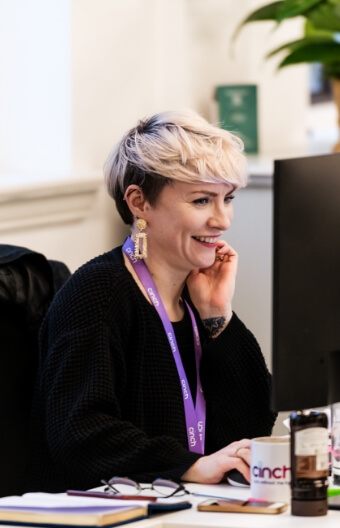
[193,197,209,205]
[225,195,235,204]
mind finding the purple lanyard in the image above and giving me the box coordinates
[123,237,206,454]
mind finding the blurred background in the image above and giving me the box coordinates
[0,1,337,423]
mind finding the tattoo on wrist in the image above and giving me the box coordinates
[202,316,226,338]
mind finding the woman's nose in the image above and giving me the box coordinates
[208,205,233,231]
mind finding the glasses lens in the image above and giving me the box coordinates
[108,477,139,495]
[152,479,184,496]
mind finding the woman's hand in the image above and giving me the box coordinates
[181,439,251,484]
[186,241,238,337]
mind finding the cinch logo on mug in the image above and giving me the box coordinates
[250,436,291,503]
[252,464,291,479]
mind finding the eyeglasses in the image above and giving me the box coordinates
[101,477,190,499]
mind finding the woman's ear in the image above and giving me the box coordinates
[124,184,147,217]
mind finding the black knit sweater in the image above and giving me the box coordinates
[27,246,277,492]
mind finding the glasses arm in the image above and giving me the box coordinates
[162,483,190,498]
[100,479,121,494]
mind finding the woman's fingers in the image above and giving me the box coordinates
[181,439,252,484]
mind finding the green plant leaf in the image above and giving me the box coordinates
[304,19,335,37]
[306,2,340,32]
[277,0,323,21]
[265,35,335,57]
[231,1,283,41]
[231,0,340,77]
[240,1,283,23]
[277,41,340,67]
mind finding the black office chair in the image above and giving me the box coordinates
[0,245,71,497]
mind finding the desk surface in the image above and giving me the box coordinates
[132,482,340,528]
[0,483,339,528]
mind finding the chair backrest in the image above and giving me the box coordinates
[0,245,71,497]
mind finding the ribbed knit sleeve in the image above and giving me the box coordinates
[200,313,277,455]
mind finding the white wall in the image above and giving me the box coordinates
[71,0,309,166]
[0,183,125,273]
[0,0,71,173]
[0,0,310,274]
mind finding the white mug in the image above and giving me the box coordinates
[250,436,291,503]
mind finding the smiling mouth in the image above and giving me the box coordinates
[192,236,219,244]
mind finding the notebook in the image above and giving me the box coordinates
[0,492,191,527]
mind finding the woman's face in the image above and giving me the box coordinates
[144,180,235,272]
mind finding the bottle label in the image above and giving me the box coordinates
[294,427,328,478]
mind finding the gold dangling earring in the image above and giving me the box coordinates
[134,218,148,259]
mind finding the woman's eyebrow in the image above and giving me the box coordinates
[187,189,235,197]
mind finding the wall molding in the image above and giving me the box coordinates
[0,173,103,232]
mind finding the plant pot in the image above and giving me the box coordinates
[331,79,340,153]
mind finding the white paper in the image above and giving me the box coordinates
[0,492,150,510]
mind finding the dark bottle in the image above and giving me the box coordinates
[290,410,329,516]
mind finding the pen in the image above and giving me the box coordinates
[66,490,158,502]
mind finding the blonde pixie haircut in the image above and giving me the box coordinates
[104,109,248,225]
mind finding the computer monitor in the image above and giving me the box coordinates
[272,152,340,412]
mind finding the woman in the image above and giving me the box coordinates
[27,109,277,493]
